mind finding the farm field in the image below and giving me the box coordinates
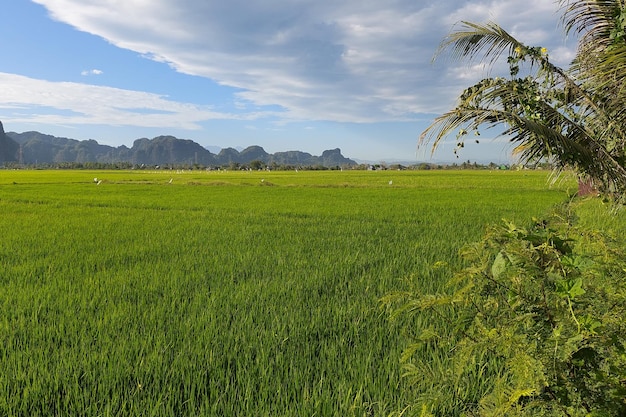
[0,169,577,416]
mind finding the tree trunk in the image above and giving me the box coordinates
[577,178,597,197]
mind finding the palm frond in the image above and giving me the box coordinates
[434,21,525,66]
[560,0,625,42]
[561,0,626,130]
[423,5,626,196]
[420,75,626,193]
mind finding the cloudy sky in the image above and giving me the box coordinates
[1,0,577,162]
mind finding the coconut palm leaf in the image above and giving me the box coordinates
[562,0,626,134]
[434,21,525,66]
[421,16,626,196]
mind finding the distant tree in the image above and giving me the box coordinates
[249,160,264,170]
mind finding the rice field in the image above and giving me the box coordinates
[0,169,576,416]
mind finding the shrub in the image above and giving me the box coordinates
[384,203,626,416]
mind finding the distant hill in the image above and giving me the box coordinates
[0,121,19,164]
[4,128,356,167]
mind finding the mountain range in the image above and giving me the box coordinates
[0,121,356,167]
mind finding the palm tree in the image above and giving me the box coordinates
[420,0,626,198]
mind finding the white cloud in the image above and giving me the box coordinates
[81,69,103,76]
[0,72,254,127]
[30,0,577,123]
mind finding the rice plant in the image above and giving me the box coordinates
[0,169,573,416]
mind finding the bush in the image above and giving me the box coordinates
[384,203,626,416]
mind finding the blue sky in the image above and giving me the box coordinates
[1,0,576,162]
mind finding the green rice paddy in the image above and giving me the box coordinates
[0,169,576,416]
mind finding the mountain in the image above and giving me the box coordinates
[239,145,269,162]
[4,127,356,167]
[131,136,215,165]
[0,121,19,164]
[8,131,121,164]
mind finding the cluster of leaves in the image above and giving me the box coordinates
[384,204,626,416]
[421,0,626,199]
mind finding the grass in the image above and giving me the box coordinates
[0,169,575,416]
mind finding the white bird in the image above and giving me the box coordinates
[93,177,98,183]
[389,180,393,185]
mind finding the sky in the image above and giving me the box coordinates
[0,0,577,163]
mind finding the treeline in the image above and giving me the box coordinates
[369,160,553,171]
[0,159,552,171]
[0,160,354,171]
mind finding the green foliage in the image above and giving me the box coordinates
[421,1,626,199]
[385,203,626,416]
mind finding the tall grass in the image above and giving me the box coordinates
[0,170,573,416]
